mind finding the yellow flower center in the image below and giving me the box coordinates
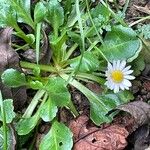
[111,70,124,83]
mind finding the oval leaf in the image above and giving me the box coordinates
[100,25,142,62]
[39,121,73,150]
[1,68,27,87]
[40,98,58,122]
[0,99,15,123]
[44,77,70,106]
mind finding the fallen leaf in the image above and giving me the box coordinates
[117,101,150,129]
[133,4,150,15]
[69,115,129,150]
[128,124,150,150]
[0,28,27,110]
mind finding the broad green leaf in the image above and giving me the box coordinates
[0,0,16,27]
[100,25,142,62]
[0,99,15,124]
[1,69,27,88]
[44,77,70,106]
[46,0,64,36]
[0,126,16,149]
[90,92,134,125]
[91,4,110,21]
[40,98,58,122]
[70,51,100,72]
[39,121,73,150]
[16,114,39,135]
[34,2,47,23]
[10,0,35,29]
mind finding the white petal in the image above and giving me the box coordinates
[119,83,125,90]
[124,75,135,80]
[108,63,113,71]
[112,60,117,69]
[114,84,119,93]
[116,60,121,69]
[120,60,126,70]
[122,66,131,72]
[123,79,132,87]
[123,70,133,75]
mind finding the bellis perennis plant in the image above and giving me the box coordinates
[105,60,135,93]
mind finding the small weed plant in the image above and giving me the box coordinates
[0,0,147,149]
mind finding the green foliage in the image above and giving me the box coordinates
[132,56,145,76]
[70,51,100,72]
[39,121,73,150]
[100,25,142,62]
[0,126,15,150]
[45,0,64,37]
[34,2,47,23]
[0,99,16,124]
[16,114,39,135]
[44,77,70,106]
[40,98,58,122]
[0,0,144,149]
[137,24,150,40]
[1,69,27,88]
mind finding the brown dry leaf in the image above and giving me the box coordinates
[0,28,27,110]
[69,115,129,150]
[22,30,51,64]
[133,4,150,15]
[117,101,150,129]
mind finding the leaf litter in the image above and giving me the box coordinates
[0,27,27,110]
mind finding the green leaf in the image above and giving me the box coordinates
[10,0,35,29]
[132,56,145,76]
[29,81,44,90]
[1,69,27,88]
[16,114,39,135]
[44,77,70,106]
[46,0,64,36]
[116,90,134,103]
[100,25,142,62]
[34,2,47,23]
[39,121,73,150]
[40,98,58,122]
[90,91,134,125]
[70,51,100,72]
[0,126,16,150]
[0,99,15,124]
[0,0,16,27]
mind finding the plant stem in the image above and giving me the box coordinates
[85,0,104,45]
[60,74,107,110]
[122,0,130,14]
[23,90,45,118]
[100,0,127,26]
[129,16,150,27]
[75,0,85,73]
[35,23,42,64]
[88,39,109,62]
[20,61,57,73]
[67,100,79,117]
[76,72,105,84]
[0,91,7,150]
[65,43,78,60]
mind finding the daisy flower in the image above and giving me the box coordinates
[105,60,135,93]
